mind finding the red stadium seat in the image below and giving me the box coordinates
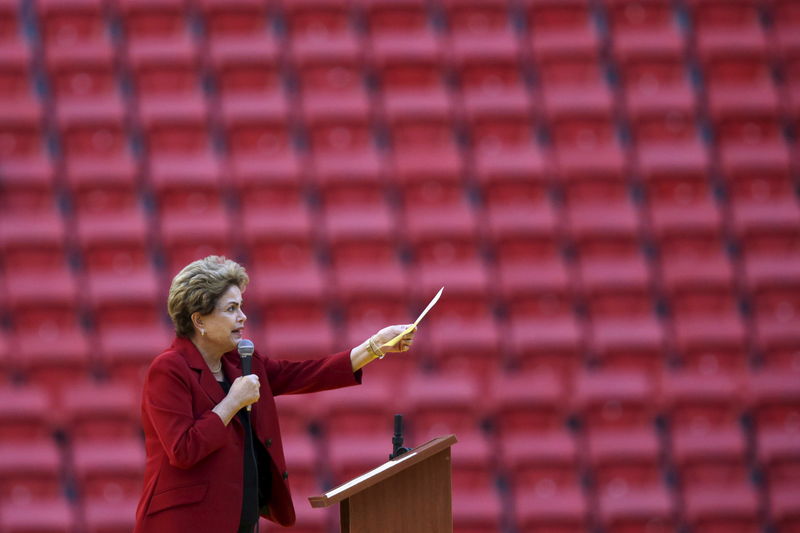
[282,0,353,38]
[198,0,272,43]
[403,372,483,441]
[588,315,666,375]
[117,0,189,42]
[404,200,480,259]
[0,439,61,501]
[85,267,161,330]
[280,432,320,495]
[127,33,200,102]
[597,482,676,533]
[261,319,337,362]
[691,0,768,61]
[412,256,491,319]
[56,96,128,160]
[474,143,549,205]
[311,146,386,206]
[75,207,151,275]
[331,259,410,311]
[96,321,173,386]
[500,430,580,492]
[83,497,138,533]
[619,52,697,124]
[149,153,222,214]
[70,438,145,502]
[682,481,760,533]
[513,483,589,533]
[208,34,282,98]
[577,252,654,318]
[322,202,398,265]
[0,384,52,442]
[671,308,748,375]
[14,323,92,400]
[248,261,329,323]
[452,486,504,533]
[0,0,21,41]
[58,381,140,441]
[488,370,567,436]
[672,425,749,487]
[772,0,800,55]
[507,314,583,381]
[486,199,560,258]
[325,433,393,486]
[568,202,642,260]
[228,152,305,214]
[499,252,572,315]
[363,0,428,37]
[747,371,800,432]
[0,498,78,533]
[525,0,600,61]
[242,204,315,269]
[0,153,56,214]
[607,0,684,59]
[274,394,319,437]
[138,95,211,157]
[220,93,291,158]
[316,378,397,436]
[768,482,800,533]
[0,94,41,169]
[425,313,503,381]
[159,206,234,275]
[573,370,655,432]
[449,431,495,491]
[647,172,723,245]
[659,371,743,430]
[5,268,79,331]
[35,0,105,47]
[756,427,800,488]
[45,37,117,103]
[1,210,68,273]
[66,155,139,215]
[659,245,734,311]
[588,427,663,491]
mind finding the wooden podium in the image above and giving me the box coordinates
[309,434,458,533]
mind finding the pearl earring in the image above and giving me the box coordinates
[201,329,205,336]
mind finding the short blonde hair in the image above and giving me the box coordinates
[167,256,250,337]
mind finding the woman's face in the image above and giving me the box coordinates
[196,285,247,354]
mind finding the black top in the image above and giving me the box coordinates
[218,377,259,533]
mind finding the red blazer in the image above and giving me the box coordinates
[134,337,361,532]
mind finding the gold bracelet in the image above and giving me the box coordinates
[368,336,385,360]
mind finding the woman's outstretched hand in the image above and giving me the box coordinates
[374,324,417,353]
[350,324,417,372]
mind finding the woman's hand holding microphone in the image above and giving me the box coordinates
[213,374,260,426]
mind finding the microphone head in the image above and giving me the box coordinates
[237,339,255,357]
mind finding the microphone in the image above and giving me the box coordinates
[237,339,255,412]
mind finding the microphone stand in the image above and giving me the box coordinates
[390,414,410,460]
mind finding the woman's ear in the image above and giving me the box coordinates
[191,312,204,333]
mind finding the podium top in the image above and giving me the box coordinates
[308,434,457,508]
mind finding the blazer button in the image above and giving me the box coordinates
[265,439,273,448]
[282,471,289,480]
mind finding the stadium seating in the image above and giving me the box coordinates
[0,0,798,531]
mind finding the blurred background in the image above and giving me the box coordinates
[0,0,799,531]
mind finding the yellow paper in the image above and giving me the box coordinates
[382,287,444,348]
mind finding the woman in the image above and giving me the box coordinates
[134,256,416,533]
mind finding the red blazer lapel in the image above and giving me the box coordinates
[173,337,227,406]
